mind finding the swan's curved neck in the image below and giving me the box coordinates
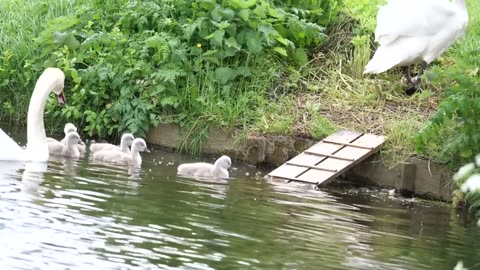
[27,79,50,150]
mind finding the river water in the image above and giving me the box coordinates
[0,125,479,270]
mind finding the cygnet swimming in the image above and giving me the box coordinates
[92,138,149,166]
[177,155,231,179]
[47,123,86,154]
[48,132,82,158]
[89,133,134,154]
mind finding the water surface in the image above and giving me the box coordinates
[0,125,479,269]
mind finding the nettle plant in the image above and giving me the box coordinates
[31,0,339,139]
[414,46,480,165]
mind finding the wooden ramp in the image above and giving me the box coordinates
[267,130,385,185]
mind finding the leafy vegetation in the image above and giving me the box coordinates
[1,0,340,141]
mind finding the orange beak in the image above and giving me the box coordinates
[56,91,66,105]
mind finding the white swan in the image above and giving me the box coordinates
[89,133,134,154]
[177,155,231,179]
[47,123,86,154]
[0,68,65,161]
[364,0,468,94]
[92,138,150,166]
[48,132,82,158]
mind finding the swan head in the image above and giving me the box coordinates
[39,68,66,105]
[65,132,81,146]
[131,138,150,153]
[64,123,77,135]
[215,155,231,169]
[121,133,135,146]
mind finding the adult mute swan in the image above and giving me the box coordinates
[89,133,134,154]
[47,123,86,154]
[0,68,65,161]
[177,155,231,179]
[92,138,150,166]
[364,0,468,95]
[48,132,82,158]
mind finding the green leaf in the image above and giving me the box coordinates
[293,48,308,65]
[272,47,287,56]
[253,5,266,18]
[246,30,262,53]
[230,0,257,9]
[275,36,289,46]
[268,7,284,19]
[202,50,218,56]
[238,9,250,21]
[207,30,225,46]
[225,37,241,50]
[215,67,237,84]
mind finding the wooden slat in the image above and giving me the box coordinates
[286,162,337,173]
[322,140,374,150]
[304,151,355,162]
[267,130,386,186]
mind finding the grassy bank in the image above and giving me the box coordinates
[0,0,478,170]
[0,0,87,122]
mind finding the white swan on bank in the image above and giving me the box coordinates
[92,138,150,166]
[48,132,82,158]
[364,0,468,94]
[0,68,65,161]
[177,155,232,179]
[47,123,86,154]
[89,133,134,154]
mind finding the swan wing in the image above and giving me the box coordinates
[375,0,457,44]
[0,128,24,160]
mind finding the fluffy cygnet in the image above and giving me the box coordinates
[92,138,149,166]
[177,155,231,179]
[47,123,86,154]
[48,131,82,158]
[89,133,134,154]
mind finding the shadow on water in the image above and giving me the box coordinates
[0,124,479,269]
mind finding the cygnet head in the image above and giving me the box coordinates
[66,132,81,146]
[121,133,135,146]
[131,138,150,153]
[64,123,77,135]
[215,155,231,169]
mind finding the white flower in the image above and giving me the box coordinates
[460,174,480,193]
[453,163,475,181]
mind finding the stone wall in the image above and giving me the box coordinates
[147,123,454,201]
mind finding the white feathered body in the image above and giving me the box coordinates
[177,162,229,179]
[0,128,25,161]
[48,141,81,158]
[90,143,122,153]
[92,138,147,166]
[59,137,86,154]
[93,150,141,166]
[364,0,468,74]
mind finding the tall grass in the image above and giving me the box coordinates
[0,0,86,123]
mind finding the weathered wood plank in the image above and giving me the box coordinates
[266,130,385,186]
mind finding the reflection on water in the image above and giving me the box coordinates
[0,126,479,269]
